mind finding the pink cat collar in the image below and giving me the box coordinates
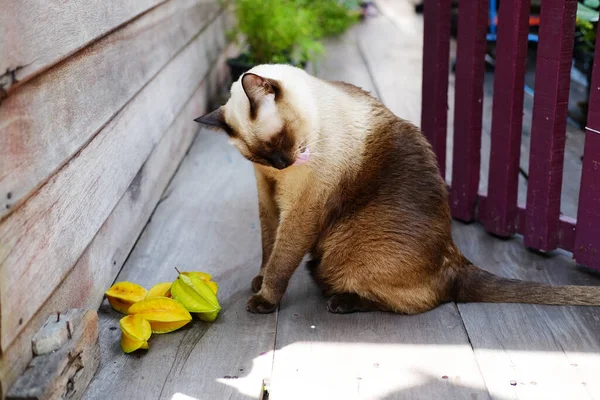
[293,146,311,166]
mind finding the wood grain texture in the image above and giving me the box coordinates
[358,0,423,125]
[484,0,530,237]
[316,30,378,97]
[517,88,584,220]
[0,0,221,218]
[420,0,451,176]
[574,40,600,270]
[450,0,488,221]
[524,0,578,251]
[85,132,275,400]
[0,12,231,351]
[0,0,166,91]
[270,268,489,400]
[5,309,99,400]
[454,222,600,400]
[0,42,235,398]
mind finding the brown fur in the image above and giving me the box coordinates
[196,68,600,315]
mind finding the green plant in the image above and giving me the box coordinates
[576,0,599,54]
[298,0,361,39]
[231,0,359,65]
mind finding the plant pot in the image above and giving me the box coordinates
[226,53,308,83]
[226,54,256,83]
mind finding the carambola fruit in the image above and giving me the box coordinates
[205,280,218,295]
[146,282,172,299]
[171,273,221,322]
[128,297,192,334]
[105,282,148,314]
[119,314,151,353]
[181,271,212,281]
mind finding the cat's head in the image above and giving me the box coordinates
[194,64,315,170]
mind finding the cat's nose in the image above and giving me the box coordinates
[267,152,291,170]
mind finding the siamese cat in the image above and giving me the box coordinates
[195,64,600,314]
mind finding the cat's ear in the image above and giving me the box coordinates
[241,73,281,114]
[194,107,228,131]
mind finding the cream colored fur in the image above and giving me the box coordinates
[223,64,374,194]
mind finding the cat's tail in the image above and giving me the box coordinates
[450,264,600,306]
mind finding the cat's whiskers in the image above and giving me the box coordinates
[300,136,327,149]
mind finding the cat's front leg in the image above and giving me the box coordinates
[247,206,318,313]
[253,170,280,293]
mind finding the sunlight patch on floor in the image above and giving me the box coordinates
[270,342,487,399]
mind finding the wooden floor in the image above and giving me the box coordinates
[85,1,600,399]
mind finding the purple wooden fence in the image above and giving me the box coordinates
[421,0,600,271]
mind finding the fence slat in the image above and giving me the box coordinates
[524,0,578,251]
[421,0,451,177]
[484,0,530,236]
[574,34,600,270]
[450,0,489,221]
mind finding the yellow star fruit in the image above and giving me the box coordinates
[119,314,151,353]
[171,273,221,322]
[128,297,192,334]
[105,282,147,314]
[146,282,172,299]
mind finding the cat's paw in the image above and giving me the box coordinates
[326,293,359,314]
[251,275,263,293]
[246,294,278,314]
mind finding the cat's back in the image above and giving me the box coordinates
[320,83,450,229]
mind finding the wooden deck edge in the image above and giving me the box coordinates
[0,42,237,399]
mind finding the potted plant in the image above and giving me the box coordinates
[227,0,360,81]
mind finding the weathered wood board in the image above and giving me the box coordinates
[454,222,600,400]
[5,309,99,400]
[0,11,231,351]
[0,0,221,218]
[270,268,489,400]
[85,132,276,400]
[0,43,236,398]
[519,92,584,219]
[360,0,423,126]
[0,0,166,91]
[315,31,378,97]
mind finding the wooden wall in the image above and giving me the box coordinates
[0,0,235,396]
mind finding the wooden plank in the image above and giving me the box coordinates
[484,0,530,237]
[510,81,585,221]
[479,196,577,252]
[454,222,600,400]
[317,30,378,96]
[358,1,423,125]
[269,268,490,400]
[449,0,488,222]
[0,12,231,351]
[420,0,451,175]
[0,0,221,219]
[0,43,234,398]
[85,131,275,400]
[524,0,578,251]
[0,0,166,91]
[574,33,600,271]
